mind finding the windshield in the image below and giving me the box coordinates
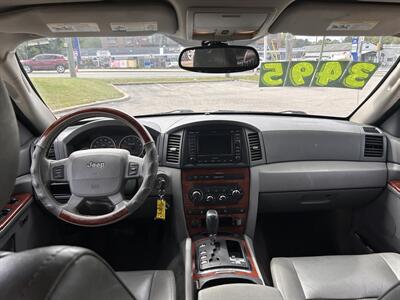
[16,34,400,117]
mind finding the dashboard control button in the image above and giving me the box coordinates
[218,195,227,202]
[190,190,203,202]
[206,195,214,202]
[231,189,242,200]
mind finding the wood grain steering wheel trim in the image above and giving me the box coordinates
[42,107,152,144]
[58,206,129,226]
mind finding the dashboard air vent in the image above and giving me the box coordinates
[363,127,379,134]
[166,134,182,163]
[248,132,262,161]
[47,144,56,160]
[364,135,384,157]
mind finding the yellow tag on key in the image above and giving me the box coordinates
[155,198,166,221]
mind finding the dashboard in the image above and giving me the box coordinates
[49,113,389,238]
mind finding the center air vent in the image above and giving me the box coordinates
[247,132,262,161]
[166,134,182,164]
[364,135,384,157]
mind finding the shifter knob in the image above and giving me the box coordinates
[206,209,219,236]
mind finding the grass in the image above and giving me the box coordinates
[31,74,259,110]
[31,78,124,110]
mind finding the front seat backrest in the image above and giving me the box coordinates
[0,246,135,300]
[380,282,400,300]
[0,79,19,208]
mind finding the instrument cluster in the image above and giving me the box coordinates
[66,125,149,157]
[90,135,143,156]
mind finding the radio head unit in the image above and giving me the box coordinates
[183,126,247,166]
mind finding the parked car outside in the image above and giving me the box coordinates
[21,54,68,73]
[166,61,179,68]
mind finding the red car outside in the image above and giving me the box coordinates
[21,54,69,73]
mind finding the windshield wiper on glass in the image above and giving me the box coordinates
[279,110,308,115]
[164,109,195,114]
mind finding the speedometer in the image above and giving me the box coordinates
[90,136,116,149]
[119,135,143,156]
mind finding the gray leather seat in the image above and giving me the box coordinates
[118,270,176,300]
[271,253,400,300]
[0,246,176,300]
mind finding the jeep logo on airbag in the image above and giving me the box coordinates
[87,161,105,168]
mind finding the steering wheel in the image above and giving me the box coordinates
[31,107,158,226]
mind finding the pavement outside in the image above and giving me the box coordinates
[57,76,379,117]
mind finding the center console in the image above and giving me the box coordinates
[182,124,250,236]
[192,235,263,289]
[179,124,264,293]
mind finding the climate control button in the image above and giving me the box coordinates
[218,195,227,202]
[231,189,242,200]
[206,195,214,203]
[189,185,243,204]
[190,190,203,202]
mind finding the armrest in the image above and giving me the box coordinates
[198,284,283,300]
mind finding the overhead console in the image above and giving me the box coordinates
[186,7,275,41]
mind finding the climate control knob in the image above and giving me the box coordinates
[191,190,203,202]
[231,189,242,200]
[218,195,227,202]
[206,195,214,203]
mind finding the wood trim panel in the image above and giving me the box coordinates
[182,168,250,236]
[389,180,400,193]
[58,206,129,226]
[192,236,262,286]
[0,193,32,231]
[42,107,153,144]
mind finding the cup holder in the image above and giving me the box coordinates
[201,277,256,289]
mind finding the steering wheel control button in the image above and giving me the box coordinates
[52,165,65,180]
[128,162,139,176]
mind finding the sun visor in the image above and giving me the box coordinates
[0,2,177,37]
[270,1,400,36]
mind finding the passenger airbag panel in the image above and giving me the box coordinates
[259,188,383,212]
[258,161,387,192]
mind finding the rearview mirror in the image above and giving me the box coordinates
[179,44,259,73]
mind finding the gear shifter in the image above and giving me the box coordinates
[206,209,219,245]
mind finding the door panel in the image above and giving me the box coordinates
[0,121,35,251]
